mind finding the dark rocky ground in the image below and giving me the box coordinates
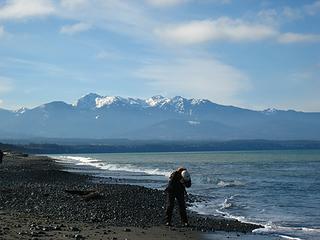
[0,153,262,238]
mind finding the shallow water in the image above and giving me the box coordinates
[51,150,320,240]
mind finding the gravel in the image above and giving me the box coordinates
[0,154,262,233]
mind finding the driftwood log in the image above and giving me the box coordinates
[64,189,102,201]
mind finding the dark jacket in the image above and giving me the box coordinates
[166,171,186,194]
[0,150,3,163]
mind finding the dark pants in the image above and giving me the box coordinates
[165,191,188,224]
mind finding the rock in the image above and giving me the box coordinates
[82,191,102,201]
[53,225,62,230]
[74,234,84,239]
[70,227,80,231]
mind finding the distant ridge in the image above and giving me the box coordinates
[0,93,319,140]
[2,140,320,154]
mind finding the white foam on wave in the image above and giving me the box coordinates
[215,209,251,224]
[215,211,317,240]
[253,223,320,240]
[195,197,320,240]
[55,155,171,177]
[217,180,245,187]
[220,195,236,209]
[188,201,216,216]
[301,227,320,233]
[188,195,256,225]
[279,235,303,240]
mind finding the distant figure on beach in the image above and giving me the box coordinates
[0,150,3,164]
[165,167,191,227]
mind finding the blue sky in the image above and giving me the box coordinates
[0,0,319,111]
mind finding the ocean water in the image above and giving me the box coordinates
[50,150,320,240]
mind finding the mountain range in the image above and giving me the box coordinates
[1,93,320,140]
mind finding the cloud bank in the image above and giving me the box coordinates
[146,0,187,8]
[278,32,320,43]
[304,0,320,15]
[0,0,318,45]
[0,77,13,93]
[137,57,250,103]
[60,22,91,35]
[0,26,6,38]
[0,0,55,20]
[155,17,320,45]
[155,17,278,44]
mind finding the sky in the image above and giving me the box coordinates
[0,0,319,112]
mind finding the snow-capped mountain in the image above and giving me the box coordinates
[74,93,209,113]
[1,93,320,140]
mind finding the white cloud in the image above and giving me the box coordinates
[60,22,91,35]
[145,0,232,7]
[0,25,6,38]
[60,0,89,10]
[218,0,232,4]
[146,0,231,7]
[278,33,320,43]
[95,50,123,61]
[137,57,250,104]
[0,77,13,93]
[155,17,278,45]
[258,7,302,25]
[6,57,89,82]
[304,0,320,15]
[282,6,302,20]
[0,0,55,20]
[56,0,153,38]
[155,16,320,45]
[146,0,187,7]
[257,9,279,25]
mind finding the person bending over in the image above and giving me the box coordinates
[0,150,3,164]
[165,167,191,227]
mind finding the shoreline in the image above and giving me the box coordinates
[0,152,263,239]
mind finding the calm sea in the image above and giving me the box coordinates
[51,150,320,240]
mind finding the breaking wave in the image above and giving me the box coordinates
[253,223,320,240]
[55,155,171,177]
[220,195,235,209]
[217,180,245,188]
[199,176,245,188]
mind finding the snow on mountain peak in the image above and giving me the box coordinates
[74,93,213,111]
[146,95,170,107]
[96,96,119,108]
[76,93,102,109]
[188,120,200,125]
[262,108,278,115]
[171,96,187,113]
[191,98,208,105]
[95,96,146,108]
[14,107,28,114]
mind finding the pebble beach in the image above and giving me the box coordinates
[0,153,262,240]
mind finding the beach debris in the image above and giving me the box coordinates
[74,234,85,239]
[82,191,101,201]
[53,225,62,230]
[64,189,102,201]
[69,226,80,231]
